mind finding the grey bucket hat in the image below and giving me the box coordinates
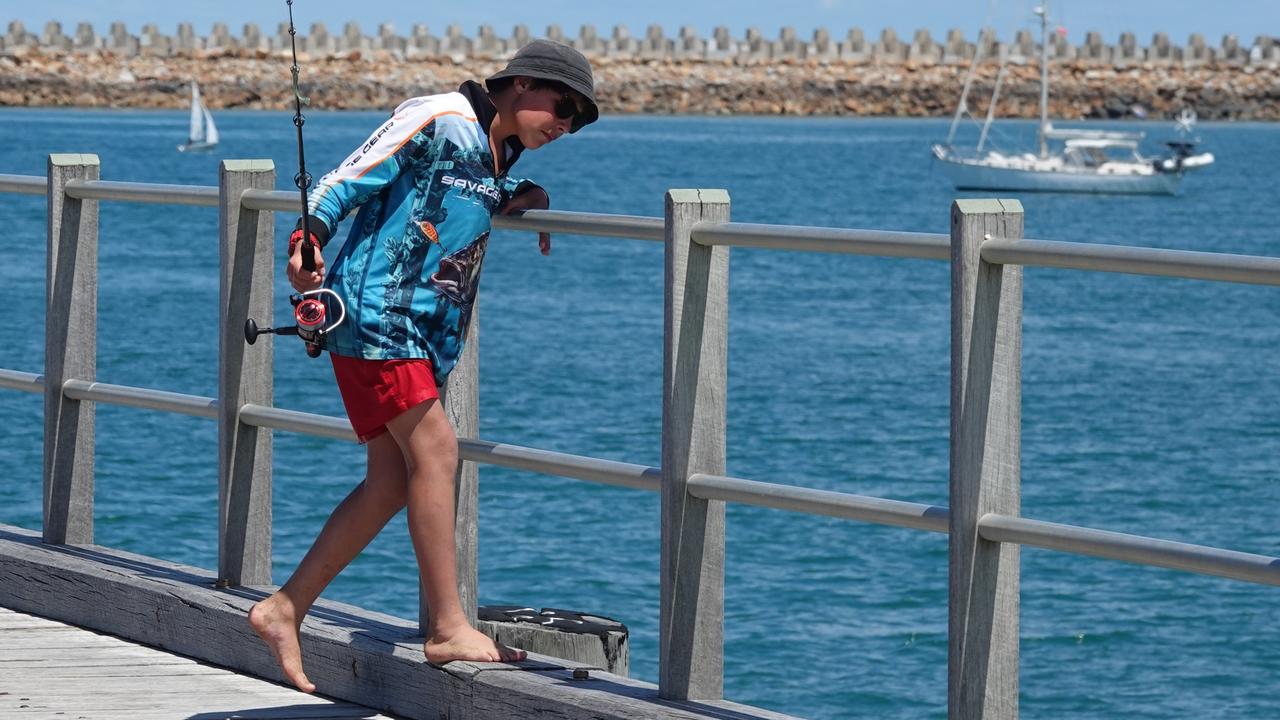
[485,39,599,133]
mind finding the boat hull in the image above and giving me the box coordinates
[177,142,217,153]
[935,156,1181,195]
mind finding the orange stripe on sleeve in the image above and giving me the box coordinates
[353,110,477,180]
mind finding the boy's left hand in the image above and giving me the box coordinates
[498,186,552,255]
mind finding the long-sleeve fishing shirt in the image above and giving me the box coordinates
[303,81,540,385]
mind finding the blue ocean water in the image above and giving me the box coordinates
[0,108,1277,719]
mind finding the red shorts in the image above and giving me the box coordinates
[330,355,439,443]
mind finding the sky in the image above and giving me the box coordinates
[1,1,1275,47]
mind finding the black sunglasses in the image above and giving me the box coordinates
[553,91,583,121]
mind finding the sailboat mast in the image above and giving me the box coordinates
[946,28,989,146]
[978,64,1007,153]
[1037,2,1051,158]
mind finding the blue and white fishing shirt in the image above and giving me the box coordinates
[304,81,540,385]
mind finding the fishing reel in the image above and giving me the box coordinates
[244,288,347,358]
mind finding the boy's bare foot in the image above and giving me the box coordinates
[248,594,317,693]
[426,624,527,664]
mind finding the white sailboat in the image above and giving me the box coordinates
[932,2,1213,195]
[177,82,219,153]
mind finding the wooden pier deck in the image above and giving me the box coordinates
[0,606,397,719]
[0,525,797,720]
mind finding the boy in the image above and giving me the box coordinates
[249,39,599,693]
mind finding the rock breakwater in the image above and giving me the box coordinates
[1,50,1276,120]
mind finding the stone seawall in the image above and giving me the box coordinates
[1,51,1277,120]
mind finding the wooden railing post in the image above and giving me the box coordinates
[660,189,730,701]
[949,199,1023,720]
[218,160,276,586]
[43,153,100,545]
[422,301,480,632]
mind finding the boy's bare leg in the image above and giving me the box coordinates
[386,399,526,664]
[249,432,409,692]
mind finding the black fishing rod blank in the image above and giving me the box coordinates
[287,0,316,272]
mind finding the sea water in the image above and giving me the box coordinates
[0,108,1278,719]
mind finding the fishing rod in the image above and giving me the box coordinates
[286,0,316,274]
[244,0,345,358]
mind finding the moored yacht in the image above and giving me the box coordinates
[931,3,1213,195]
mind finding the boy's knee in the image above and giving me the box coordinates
[429,411,458,450]
[435,434,459,467]
[408,416,457,472]
[425,417,456,451]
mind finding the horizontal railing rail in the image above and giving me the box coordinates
[64,178,221,206]
[688,472,949,532]
[62,378,218,419]
[3,167,1278,720]
[239,187,302,212]
[0,173,45,195]
[979,513,1280,586]
[692,222,951,259]
[984,236,1280,286]
[495,208,666,241]
[458,439,662,492]
[0,368,42,393]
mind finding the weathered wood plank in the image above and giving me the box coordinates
[43,153,99,545]
[1,645,200,661]
[1,663,199,674]
[2,626,159,644]
[0,620,78,630]
[7,701,390,719]
[7,708,389,720]
[435,300,480,630]
[7,707,386,712]
[1,607,68,626]
[218,159,276,586]
[0,619,69,629]
[8,688,371,701]
[5,707,381,712]
[2,645,175,659]
[3,636,194,650]
[0,614,78,624]
[949,199,1023,720]
[661,189,730,702]
[0,523,798,720]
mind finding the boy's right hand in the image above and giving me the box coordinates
[287,237,325,292]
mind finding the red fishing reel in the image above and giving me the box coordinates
[244,289,347,357]
[293,294,327,355]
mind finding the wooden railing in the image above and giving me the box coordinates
[2,155,1280,718]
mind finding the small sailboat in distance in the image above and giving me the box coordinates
[177,81,219,152]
